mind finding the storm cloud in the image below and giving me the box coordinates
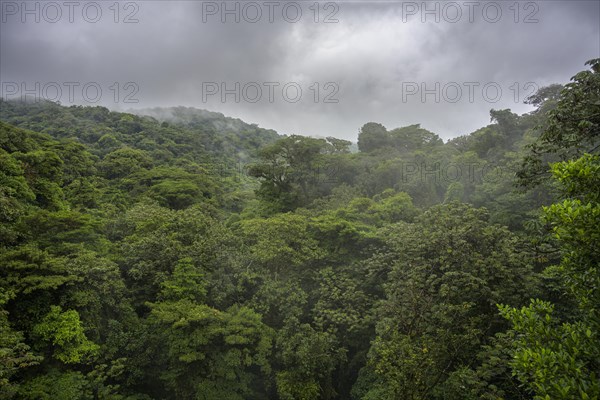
[1,0,598,140]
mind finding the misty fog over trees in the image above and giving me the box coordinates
[1,58,599,399]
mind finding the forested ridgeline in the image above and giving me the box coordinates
[0,60,598,399]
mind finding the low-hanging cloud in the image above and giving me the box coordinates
[1,0,598,141]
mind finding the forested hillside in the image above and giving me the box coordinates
[0,60,598,399]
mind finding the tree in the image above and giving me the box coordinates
[325,137,352,154]
[357,123,390,153]
[247,135,328,211]
[126,165,218,209]
[240,213,325,278]
[0,148,35,243]
[388,124,443,153]
[115,201,232,309]
[358,203,537,399]
[490,109,521,142]
[4,76,598,399]
[147,300,273,399]
[32,305,99,364]
[524,83,563,113]
[518,58,600,186]
[99,147,152,179]
[0,295,41,398]
[275,317,344,400]
[500,154,600,400]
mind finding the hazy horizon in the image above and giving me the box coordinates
[1,0,599,141]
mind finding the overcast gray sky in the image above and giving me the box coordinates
[1,0,599,141]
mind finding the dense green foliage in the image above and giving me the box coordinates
[1,59,598,399]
